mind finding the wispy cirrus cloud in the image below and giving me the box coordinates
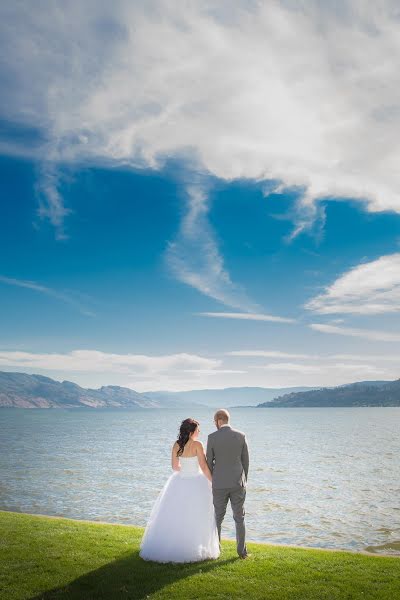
[249,361,391,379]
[34,162,71,240]
[305,253,400,315]
[166,184,257,311]
[227,350,311,358]
[227,349,400,361]
[0,275,95,317]
[310,322,400,342]
[182,369,246,375]
[196,312,295,323]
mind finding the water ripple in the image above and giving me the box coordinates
[1,406,399,554]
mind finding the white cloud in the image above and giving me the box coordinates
[197,312,295,323]
[227,350,311,358]
[253,362,322,374]
[0,275,95,317]
[251,361,390,377]
[165,184,256,311]
[331,353,400,361]
[305,253,400,315]
[182,369,247,375]
[228,349,400,361]
[2,2,400,232]
[0,349,220,374]
[34,162,71,239]
[310,322,400,342]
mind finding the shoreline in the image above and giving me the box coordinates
[2,405,400,409]
[1,508,398,559]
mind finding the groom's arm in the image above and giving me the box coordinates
[206,435,214,474]
[241,435,249,481]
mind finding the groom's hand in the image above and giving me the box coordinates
[241,436,249,481]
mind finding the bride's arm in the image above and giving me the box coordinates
[195,442,212,482]
[171,442,181,471]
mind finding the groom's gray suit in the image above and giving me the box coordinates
[206,424,249,557]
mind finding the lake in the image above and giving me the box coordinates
[1,407,399,555]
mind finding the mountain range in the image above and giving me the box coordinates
[0,371,320,409]
[257,379,400,407]
[0,371,195,409]
[1,370,399,409]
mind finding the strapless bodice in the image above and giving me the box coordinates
[179,455,202,476]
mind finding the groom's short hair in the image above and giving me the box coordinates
[214,409,230,423]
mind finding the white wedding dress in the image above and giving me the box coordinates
[139,455,220,563]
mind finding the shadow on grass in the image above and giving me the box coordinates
[29,551,238,600]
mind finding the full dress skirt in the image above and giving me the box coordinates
[139,456,220,563]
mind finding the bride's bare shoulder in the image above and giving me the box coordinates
[193,440,205,451]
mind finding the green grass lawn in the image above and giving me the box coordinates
[1,510,399,600]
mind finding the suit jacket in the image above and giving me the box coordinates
[206,425,249,489]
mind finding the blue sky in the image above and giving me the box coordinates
[1,2,400,390]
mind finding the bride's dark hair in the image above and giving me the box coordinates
[176,418,199,457]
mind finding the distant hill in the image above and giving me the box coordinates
[257,379,400,407]
[0,371,201,409]
[146,386,317,408]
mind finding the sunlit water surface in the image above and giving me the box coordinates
[1,407,399,555]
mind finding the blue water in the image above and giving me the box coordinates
[1,407,399,554]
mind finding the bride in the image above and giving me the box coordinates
[139,417,220,563]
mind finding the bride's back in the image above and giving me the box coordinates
[179,439,198,458]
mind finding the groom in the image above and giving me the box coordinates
[206,409,249,559]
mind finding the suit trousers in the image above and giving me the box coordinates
[212,486,247,557]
